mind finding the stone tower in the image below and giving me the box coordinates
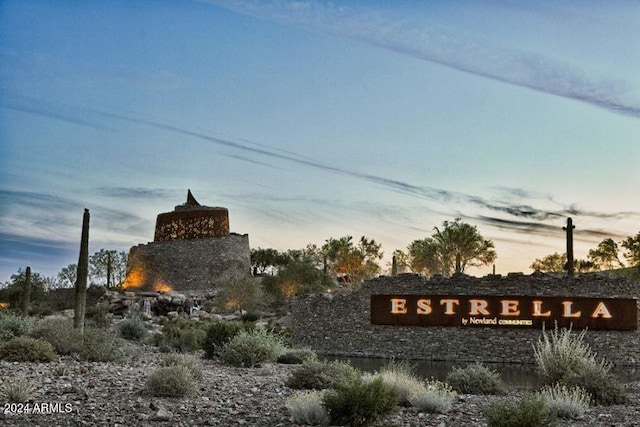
[123,190,251,293]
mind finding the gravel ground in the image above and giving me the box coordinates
[1,344,640,426]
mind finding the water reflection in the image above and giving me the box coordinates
[324,356,640,391]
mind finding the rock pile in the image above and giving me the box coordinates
[97,290,217,319]
[2,346,640,426]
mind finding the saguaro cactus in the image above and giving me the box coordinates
[74,208,90,333]
[563,217,575,277]
[106,251,112,288]
[21,266,32,314]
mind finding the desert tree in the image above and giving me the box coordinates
[89,249,128,287]
[530,252,567,273]
[250,248,282,275]
[531,253,597,274]
[57,263,78,288]
[588,238,625,270]
[575,259,597,273]
[407,238,446,275]
[0,268,49,311]
[388,249,416,274]
[216,274,263,313]
[408,218,496,276]
[282,244,328,272]
[261,259,335,308]
[621,232,640,267]
[322,236,383,286]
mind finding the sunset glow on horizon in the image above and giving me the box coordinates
[1,1,638,280]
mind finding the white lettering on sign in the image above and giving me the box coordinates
[416,299,432,315]
[562,301,581,318]
[469,299,490,316]
[390,298,407,314]
[440,299,460,315]
[532,300,551,317]
[592,302,613,318]
[500,300,520,316]
[386,297,616,320]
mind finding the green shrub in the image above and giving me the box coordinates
[0,381,36,403]
[216,274,264,313]
[31,315,82,355]
[86,303,111,327]
[169,327,206,353]
[29,302,53,317]
[220,329,284,367]
[409,379,457,413]
[34,318,123,362]
[364,360,424,406]
[0,336,57,362]
[160,353,203,381]
[78,327,125,362]
[323,377,399,427]
[285,390,330,426]
[533,324,610,384]
[564,368,628,406]
[277,348,318,364]
[445,363,507,395]
[261,259,335,314]
[484,395,557,427]
[241,311,261,322]
[203,321,245,359]
[0,268,49,312]
[0,314,32,340]
[152,319,207,353]
[539,384,590,419]
[118,315,148,341]
[264,319,292,340]
[201,300,216,313]
[286,360,361,390]
[145,365,198,397]
[533,324,625,405]
[53,365,68,377]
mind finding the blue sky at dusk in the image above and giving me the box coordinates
[1,0,639,280]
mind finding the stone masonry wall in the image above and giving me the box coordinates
[124,233,251,293]
[291,273,640,365]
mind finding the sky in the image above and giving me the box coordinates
[1,0,639,281]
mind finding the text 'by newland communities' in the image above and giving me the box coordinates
[370,295,637,331]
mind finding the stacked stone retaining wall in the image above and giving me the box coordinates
[291,273,640,365]
[125,233,251,293]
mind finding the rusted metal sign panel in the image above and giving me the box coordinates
[371,295,637,331]
[154,209,230,242]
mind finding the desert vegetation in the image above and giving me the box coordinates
[1,221,639,426]
[0,300,638,426]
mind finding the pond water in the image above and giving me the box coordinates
[324,356,640,391]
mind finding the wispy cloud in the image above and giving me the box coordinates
[0,97,461,203]
[0,91,113,131]
[0,231,78,278]
[477,215,564,235]
[0,190,83,212]
[2,95,637,229]
[204,0,640,119]
[0,232,76,261]
[223,153,281,169]
[474,215,629,242]
[469,197,635,222]
[0,188,149,244]
[96,187,174,199]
